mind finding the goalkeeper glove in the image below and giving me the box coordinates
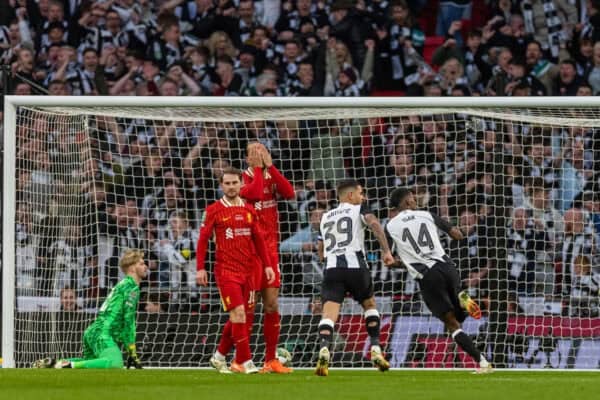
[126,344,143,369]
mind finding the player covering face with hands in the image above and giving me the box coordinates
[32,249,147,369]
[238,142,296,373]
[385,188,492,374]
[196,168,274,374]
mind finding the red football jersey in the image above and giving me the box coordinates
[241,165,295,243]
[196,197,270,281]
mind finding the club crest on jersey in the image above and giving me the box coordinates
[247,213,252,223]
[225,228,234,239]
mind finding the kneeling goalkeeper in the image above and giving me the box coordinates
[33,249,147,369]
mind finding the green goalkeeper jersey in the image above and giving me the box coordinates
[90,275,140,347]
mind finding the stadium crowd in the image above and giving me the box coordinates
[3,0,600,321]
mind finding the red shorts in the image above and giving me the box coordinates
[216,275,255,312]
[253,241,281,290]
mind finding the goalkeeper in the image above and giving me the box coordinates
[32,249,147,369]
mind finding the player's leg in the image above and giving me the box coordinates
[440,311,491,373]
[355,265,389,372]
[228,304,258,374]
[56,336,124,369]
[260,286,292,373]
[258,245,291,373]
[315,268,347,376]
[68,346,124,369]
[315,300,341,376]
[219,279,258,374]
[360,297,390,372]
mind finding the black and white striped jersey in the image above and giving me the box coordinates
[386,210,453,279]
[319,202,371,270]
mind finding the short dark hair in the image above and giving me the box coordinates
[219,167,242,182]
[389,187,412,209]
[336,179,360,197]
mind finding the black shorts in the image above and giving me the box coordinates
[418,262,467,322]
[321,267,374,304]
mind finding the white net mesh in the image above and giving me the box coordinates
[7,104,600,369]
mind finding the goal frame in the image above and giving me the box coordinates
[2,95,598,368]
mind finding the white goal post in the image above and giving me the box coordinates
[3,95,600,369]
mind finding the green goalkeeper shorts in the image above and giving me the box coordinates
[82,327,124,368]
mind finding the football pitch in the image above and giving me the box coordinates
[1,370,597,400]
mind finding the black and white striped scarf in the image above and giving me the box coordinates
[523,0,564,59]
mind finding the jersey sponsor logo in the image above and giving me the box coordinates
[234,228,251,236]
[254,200,276,210]
[225,228,234,239]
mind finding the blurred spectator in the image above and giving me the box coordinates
[155,211,198,301]
[520,0,576,61]
[448,207,489,295]
[60,287,80,311]
[507,207,549,294]
[561,207,595,295]
[280,205,326,294]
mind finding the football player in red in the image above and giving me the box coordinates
[196,167,274,374]
[240,143,296,373]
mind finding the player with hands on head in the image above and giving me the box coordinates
[239,142,296,374]
[385,188,492,374]
[32,249,147,369]
[196,167,274,374]
[314,180,394,376]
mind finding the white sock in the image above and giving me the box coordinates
[371,345,382,354]
[214,351,226,361]
[479,356,489,368]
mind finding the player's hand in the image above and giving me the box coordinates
[264,267,275,284]
[196,270,208,286]
[382,251,395,266]
[247,144,262,168]
[126,345,143,369]
[260,146,273,168]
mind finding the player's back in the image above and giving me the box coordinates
[320,202,368,270]
[91,276,139,340]
[386,209,448,279]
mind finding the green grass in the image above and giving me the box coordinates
[0,369,597,400]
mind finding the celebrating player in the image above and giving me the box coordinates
[196,167,274,374]
[385,188,493,373]
[32,249,147,369]
[314,180,395,376]
[239,143,295,373]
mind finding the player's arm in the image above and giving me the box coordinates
[267,165,296,199]
[196,207,216,286]
[430,211,463,240]
[240,168,265,201]
[251,220,275,283]
[317,239,324,262]
[362,204,394,265]
[261,146,295,198]
[383,223,404,269]
[123,286,142,369]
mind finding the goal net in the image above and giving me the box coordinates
[3,97,600,369]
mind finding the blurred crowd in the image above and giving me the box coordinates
[3,0,600,319]
[12,111,600,320]
[3,0,600,103]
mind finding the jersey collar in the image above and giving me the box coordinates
[220,197,245,207]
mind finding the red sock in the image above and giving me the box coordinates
[217,320,233,356]
[232,322,251,364]
[245,305,256,337]
[264,312,280,361]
